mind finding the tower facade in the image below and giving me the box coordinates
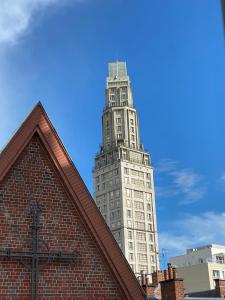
[93,62,159,276]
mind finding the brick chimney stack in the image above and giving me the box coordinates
[215,279,225,298]
[140,271,156,298]
[160,263,185,300]
[152,270,164,286]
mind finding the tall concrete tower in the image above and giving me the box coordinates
[93,62,159,276]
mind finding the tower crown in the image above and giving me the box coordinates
[106,61,133,108]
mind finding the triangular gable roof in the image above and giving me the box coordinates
[0,102,146,300]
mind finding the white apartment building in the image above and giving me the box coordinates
[170,244,225,293]
[93,62,159,276]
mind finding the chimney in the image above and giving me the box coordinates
[215,279,225,298]
[152,270,164,286]
[160,264,185,300]
[140,272,157,298]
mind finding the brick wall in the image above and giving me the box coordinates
[160,264,185,300]
[0,134,124,299]
[215,279,225,298]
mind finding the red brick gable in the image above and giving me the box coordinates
[0,103,146,299]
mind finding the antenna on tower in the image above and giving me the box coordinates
[160,248,169,270]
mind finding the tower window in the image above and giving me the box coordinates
[128,242,133,250]
[124,167,129,175]
[128,231,132,239]
[126,188,132,197]
[127,210,132,218]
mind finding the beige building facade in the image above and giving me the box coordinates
[93,62,159,276]
[170,244,225,293]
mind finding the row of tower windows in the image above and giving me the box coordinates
[125,189,152,201]
[124,167,150,178]
[124,177,151,188]
[127,210,152,221]
[113,231,155,253]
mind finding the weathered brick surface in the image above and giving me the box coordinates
[161,279,184,300]
[0,134,123,299]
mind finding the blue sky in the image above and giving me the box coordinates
[0,0,225,267]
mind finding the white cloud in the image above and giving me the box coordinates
[156,158,178,173]
[159,211,225,259]
[155,159,206,204]
[0,0,83,45]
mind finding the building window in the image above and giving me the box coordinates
[129,253,134,261]
[124,167,129,175]
[115,189,120,197]
[147,214,152,221]
[128,231,132,239]
[134,201,144,210]
[136,232,146,241]
[147,203,151,211]
[216,256,225,264]
[222,271,225,279]
[128,242,133,250]
[127,199,131,207]
[138,254,147,263]
[135,221,145,230]
[126,188,132,197]
[114,168,119,175]
[135,211,145,220]
[150,255,155,263]
[125,177,129,184]
[148,223,153,231]
[149,234,153,242]
[134,190,143,199]
[150,244,154,252]
[117,126,122,131]
[137,243,147,252]
[146,181,151,188]
[130,119,134,125]
[127,210,132,218]
[146,193,152,202]
[116,118,121,124]
[213,270,220,279]
[127,220,132,227]
[113,231,121,240]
